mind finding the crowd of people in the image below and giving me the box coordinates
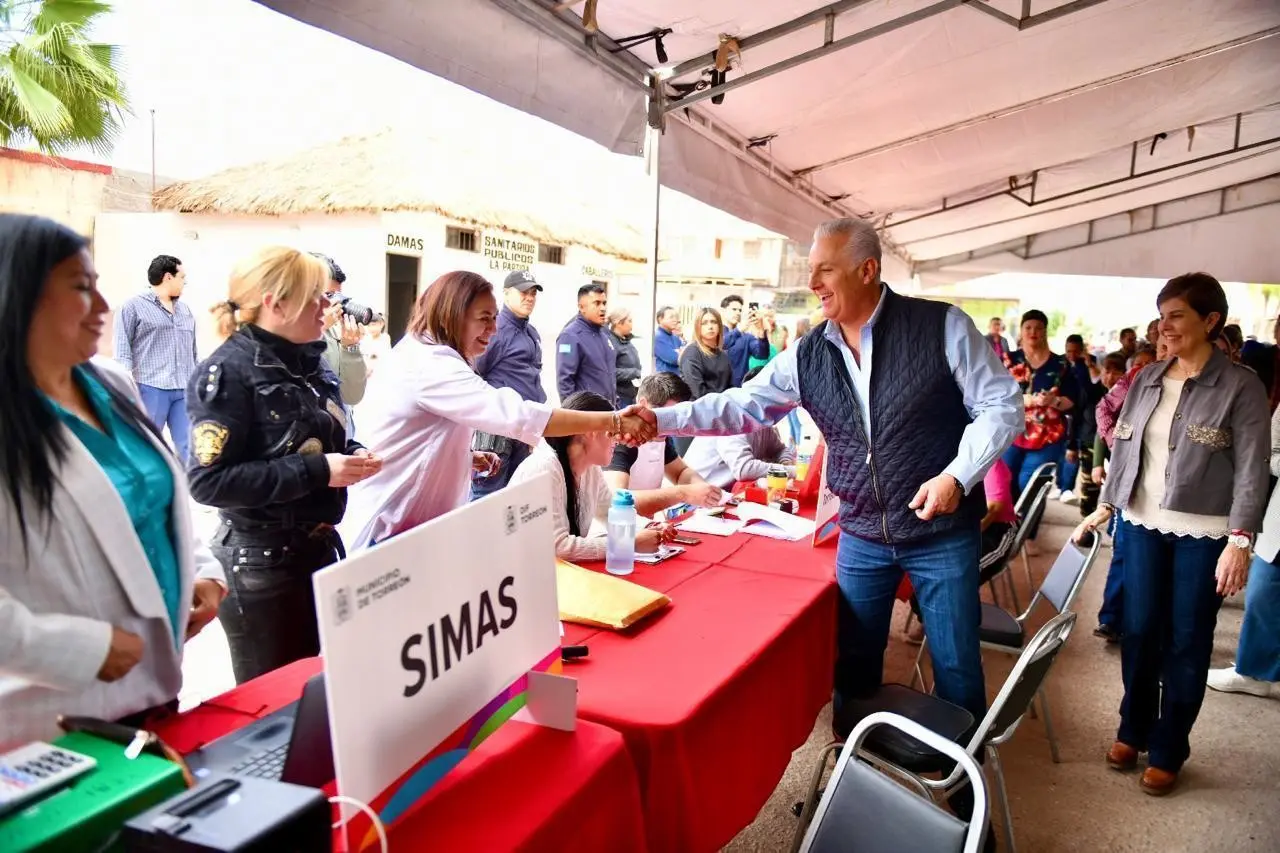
[1,210,1276,839]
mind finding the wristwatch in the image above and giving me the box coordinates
[1227,530,1253,551]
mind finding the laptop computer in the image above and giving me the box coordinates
[185,673,333,789]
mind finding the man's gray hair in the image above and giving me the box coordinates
[815,217,881,266]
[607,307,632,326]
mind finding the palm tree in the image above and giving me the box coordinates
[0,0,127,155]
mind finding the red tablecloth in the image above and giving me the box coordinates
[151,659,647,853]
[567,549,836,852]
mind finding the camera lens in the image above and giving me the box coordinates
[341,300,375,325]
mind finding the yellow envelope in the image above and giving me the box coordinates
[556,560,671,630]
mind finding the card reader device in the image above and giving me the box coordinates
[121,774,329,852]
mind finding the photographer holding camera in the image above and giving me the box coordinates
[314,254,370,408]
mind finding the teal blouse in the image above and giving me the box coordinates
[48,367,183,645]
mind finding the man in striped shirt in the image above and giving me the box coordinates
[113,255,198,461]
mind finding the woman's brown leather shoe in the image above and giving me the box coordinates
[1106,741,1139,770]
[1140,767,1178,796]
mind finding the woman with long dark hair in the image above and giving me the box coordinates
[341,271,655,551]
[186,246,382,685]
[510,392,676,560]
[0,214,226,747]
[680,306,733,399]
[1075,272,1269,796]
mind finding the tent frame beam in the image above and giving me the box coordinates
[658,0,1111,114]
[883,106,1280,232]
[486,0,870,245]
[661,0,966,113]
[911,173,1280,273]
[795,26,1279,178]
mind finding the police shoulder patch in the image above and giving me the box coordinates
[192,421,230,466]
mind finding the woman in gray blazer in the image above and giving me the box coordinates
[0,215,227,749]
[1075,272,1270,796]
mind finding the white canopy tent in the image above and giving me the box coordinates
[257,0,1280,284]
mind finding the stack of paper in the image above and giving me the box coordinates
[555,560,671,630]
[733,502,816,541]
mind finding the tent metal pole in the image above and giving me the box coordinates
[644,90,664,358]
[658,0,878,81]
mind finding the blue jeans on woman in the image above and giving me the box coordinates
[1097,511,1126,631]
[833,526,987,722]
[1002,439,1064,497]
[1237,554,1280,682]
[1118,521,1225,772]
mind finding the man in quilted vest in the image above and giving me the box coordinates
[637,217,1023,731]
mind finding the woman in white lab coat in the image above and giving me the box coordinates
[341,271,653,550]
[0,214,226,748]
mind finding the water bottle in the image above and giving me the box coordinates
[606,490,637,576]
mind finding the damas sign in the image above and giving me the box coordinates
[483,232,536,272]
[312,474,562,830]
[386,233,425,254]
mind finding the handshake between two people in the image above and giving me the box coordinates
[611,403,660,447]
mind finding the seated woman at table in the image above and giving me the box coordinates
[510,392,678,562]
[0,214,226,749]
[341,272,654,551]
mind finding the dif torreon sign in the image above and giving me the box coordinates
[313,474,573,850]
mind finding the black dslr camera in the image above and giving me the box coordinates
[313,252,376,325]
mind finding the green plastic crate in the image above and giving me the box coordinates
[0,732,186,852]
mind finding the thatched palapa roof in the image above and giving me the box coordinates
[152,128,649,262]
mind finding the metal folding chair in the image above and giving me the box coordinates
[912,535,1101,761]
[795,712,989,853]
[1014,461,1057,592]
[798,614,1078,853]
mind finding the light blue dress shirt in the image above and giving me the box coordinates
[48,367,183,644]
[655,288,1024,493]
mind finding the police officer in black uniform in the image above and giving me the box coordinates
[186,247,381,684]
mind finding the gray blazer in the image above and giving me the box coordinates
[1252,407,1280,563]
[0,358,224,748]
[1101,349,1271,532]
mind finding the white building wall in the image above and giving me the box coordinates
[93,210,653,405]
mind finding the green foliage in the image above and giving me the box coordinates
[0,0,127,154]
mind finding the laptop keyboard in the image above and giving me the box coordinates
[230,743,287,780]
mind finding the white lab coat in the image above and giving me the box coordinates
[341,337,553,551]
[0,358,225,748]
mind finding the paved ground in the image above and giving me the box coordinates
[177,500,1280,851]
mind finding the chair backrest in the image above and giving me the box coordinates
[1036,535,1103,615]
[971,612,1078,750]
[801,713,989,853]
[1014,462,1057,518]
[1007,479,1053,557]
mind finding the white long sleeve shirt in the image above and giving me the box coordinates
[340,337,553,551]
[510,441,613,562]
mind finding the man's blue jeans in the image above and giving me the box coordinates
[1118,521,1225,772]
[1097,511,1125,630]
[138,384,191,463]
[834,526,987,720]
[1237,554,1280,682]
